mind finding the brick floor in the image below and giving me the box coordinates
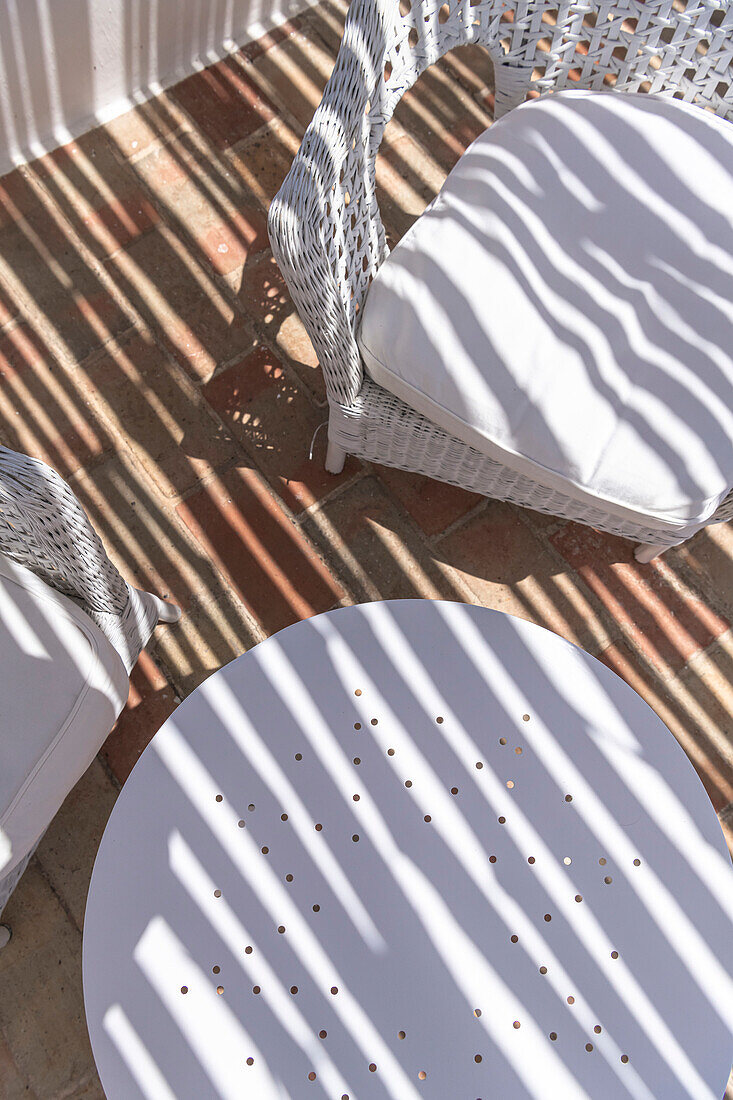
[0,2,731,1096]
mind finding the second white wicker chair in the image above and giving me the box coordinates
[268,0,733,560]
[0,445,180,942]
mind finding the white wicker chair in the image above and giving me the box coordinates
[268,0,733,560]
[0,445,179,941]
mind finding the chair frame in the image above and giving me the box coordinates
[0,445,179,932]
[269,0,733,556]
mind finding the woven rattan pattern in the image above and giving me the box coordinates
[269,0,733,548]
[0,446,159,672]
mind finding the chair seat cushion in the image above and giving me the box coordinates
[357,90,733,534]
[0,554,129,878]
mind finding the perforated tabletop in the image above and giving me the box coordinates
[83,601,733,1099]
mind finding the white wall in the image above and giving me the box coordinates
[0,0,312,175]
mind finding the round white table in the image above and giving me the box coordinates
[83,601,733,1099]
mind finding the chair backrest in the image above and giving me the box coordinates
[0,446,129,614]
[269,0,733,407]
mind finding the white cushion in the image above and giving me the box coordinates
[0,553,129,878]
[358,90,733,536]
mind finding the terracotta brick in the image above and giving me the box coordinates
[303,475,463,602]
[162,295,255,383]
[78,193,160,256]
[438,501,616,654]
[0,1033,29,1100]
[246,30,336,131]
[200,207,269,275]
[48,275,134,364]
[676,520,733,621]
[377,129,447,210]
[394,61,492,174]
[133,139,269,276]
[68,452,241,621]
[599,636,733,813]
[0,167,43,231]
[176,464,344,633]
[297,0,349,51]
[0,324,111,477]
[239,20,297,62]
[170,58,278,150]
[36,759,117,932]
[375,463,482,537]
[0,206,88,292]
[0,210,133,362]
[437,43,495,100]
[720,804,733,859]
[82,332,237,498]
[151,591,260,698]
[0,866,96,1097]
[132,140,193,194]
[234,253,326,401]
[30,131,161,258]
[203,344,358,511]
[107,225,243,376]
[102,652,178,784]
[105,92,193,160]
[226,118,301,209]
[552,524,729,674]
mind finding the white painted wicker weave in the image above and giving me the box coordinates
[0,445,179,932]
[269,0,733,551]
[0,446,174,673]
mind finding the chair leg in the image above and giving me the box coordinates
[634,542,669,564]
[325,439,347,474]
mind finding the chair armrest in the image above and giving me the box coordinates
[0,447,174,671]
